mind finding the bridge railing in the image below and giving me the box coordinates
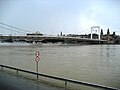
[0,64,118,90]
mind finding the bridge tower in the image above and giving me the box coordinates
[91,26,100,40]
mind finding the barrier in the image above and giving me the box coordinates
[0,64,118,90]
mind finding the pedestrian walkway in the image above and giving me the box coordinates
[0,71,64,90]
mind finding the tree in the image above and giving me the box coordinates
[107,28,110,35]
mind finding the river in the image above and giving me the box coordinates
[0,43,120,89]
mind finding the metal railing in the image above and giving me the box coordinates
[0,64,118,90]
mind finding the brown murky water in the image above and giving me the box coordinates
[0,43,120,89]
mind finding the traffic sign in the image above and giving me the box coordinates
[34,51,40,79]
[35,51,40,57]
[35,57,40,62]
[35,51,40,62]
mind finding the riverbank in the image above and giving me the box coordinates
[0,70,64,90]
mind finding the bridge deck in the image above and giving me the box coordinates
[0,35,107,44]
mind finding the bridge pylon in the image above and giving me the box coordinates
[91,26,100,40]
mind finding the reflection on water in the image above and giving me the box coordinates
[0,43,120,89]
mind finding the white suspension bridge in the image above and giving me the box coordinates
[0,22,107,44]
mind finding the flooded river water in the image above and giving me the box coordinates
[0,43,120,89]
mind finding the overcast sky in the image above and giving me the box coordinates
[0,0,120,35]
